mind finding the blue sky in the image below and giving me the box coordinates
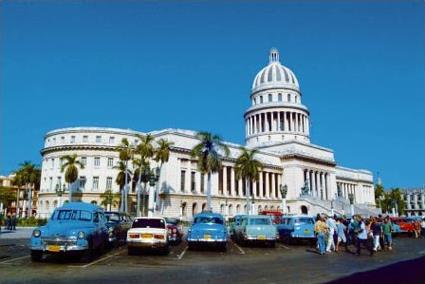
[1,1,424,188]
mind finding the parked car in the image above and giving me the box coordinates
[187,212,228,251]
[259,210,284,225]
[228,214,245,239]
[30,202,109,262]
[165,217,183,244]
[276,215,315,244]
[127,217,169,255]
[233,215,277,247]
[104,211,133,246]
[391,217,416,236]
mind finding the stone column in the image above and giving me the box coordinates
[252,179,257,198]
[284,112,288,132]
[265,112,269,132]
[265,172,270,198]
[306,117,310,135]
[230,167,235,197]
[259,113,263,133]
[223,166,227,196]
[259,171,263,198]
[271,173,276,199]
[277,111,281,131]
[185,161,191,193]
[238,178,243,197]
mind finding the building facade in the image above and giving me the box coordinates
[402,188,425,216]
[37,49,377,219]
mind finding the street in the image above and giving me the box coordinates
[1,229,425,283]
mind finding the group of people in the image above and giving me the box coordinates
[0,213,18,231]
[314,214,396,256]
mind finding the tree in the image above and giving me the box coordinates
[117,138,133,213]
[0,186,16,208]
[100,190,120,211]
[13,162,41,217]
[61,154,84,202]
[375,183,385,208]
[234,148,263,215]
[379,188,406,216]
[114,160,132,212]
[191,132,230,211]
[154,138,174,214]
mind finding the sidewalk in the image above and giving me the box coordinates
[0,227,34,240]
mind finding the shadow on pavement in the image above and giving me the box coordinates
[326,256,425,284]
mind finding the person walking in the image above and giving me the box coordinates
[371,217,382,251]
[326,215,337,253]
[382,217,393,251]
[335,218,346,252]
[11,213,17,230]
[314,215,328,255]
[6,213,12,230]
[355,216,373,256]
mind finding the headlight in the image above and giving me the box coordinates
[77,231,85,239]
[33,229,41,238]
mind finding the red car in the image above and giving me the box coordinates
[165,218,183,244]
[390,217,416,236]
[259,210,284,225]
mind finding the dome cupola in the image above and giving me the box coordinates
[252,48,299,93]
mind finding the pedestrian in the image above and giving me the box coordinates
[326,215,337,253]
[355,216,373,256]
[421,218,425,237]
[371,217,382,251]
[6,213,12,230]
[11,213,17,230]
[314,215,328,255]
[382,216,393,250]
[335,218,346,252]
[413,220,421,239]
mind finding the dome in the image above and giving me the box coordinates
[252,48,299,92]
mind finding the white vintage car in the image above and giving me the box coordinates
[127,217,169,255]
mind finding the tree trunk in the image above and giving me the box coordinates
[245,179,250,215]
[142,183,147,216]
[207,172,212,211]
[28,184,32,217]
[136,166,143,217]
[120,187,124,212]
[124,161,129,213]
[154,164,163,215]
[16,187,20,217]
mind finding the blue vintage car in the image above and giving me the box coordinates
[187,212,228,251]
[234,215,277,247]
[30,202,109,262]
[228,214,245,240]
[276,215,315,244]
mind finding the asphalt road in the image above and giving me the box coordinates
[1,233,425,284]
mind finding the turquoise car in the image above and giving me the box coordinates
[234,215,277,247]
[276,215,315,244]
[228,214,245,240]
[187,212,228,251]
[30,202,109,262]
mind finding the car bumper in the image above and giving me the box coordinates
[244,236,276,241]
[187,238,227,243]
[30,244,89,252]
[127,240,167,249]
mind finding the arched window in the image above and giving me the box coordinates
[264,205,268,210]
[236,204,241,214]
[244,204,248,214]
[53,200,58,208]
[220,204,225,214]
[201,203,207,212]
[91,200,97,205]
[46,201,50,212]
[270,205,274,210]
[192,203,198,216]
[181,202,187,217]
[228,204,233,216]
[258,205,262,213]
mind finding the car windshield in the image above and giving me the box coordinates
[52,210,92,222]
[132,218,165,229]
[165,218,179,225]
[294,218,314,225]
[105,213,120,222]
[249,218,271,225]
[194,216,224,224]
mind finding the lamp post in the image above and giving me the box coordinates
[279,184,288,214]
[148,167,160,217]
[348,193,354,216]
[55,183,66,207]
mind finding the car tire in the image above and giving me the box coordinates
[30,250,43,262]
[80,239,94,263]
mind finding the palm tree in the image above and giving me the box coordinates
[12,171,25,217]
[154,138,174,214]
[114,160,132,212]
[61,155,84,202]
[13,162,41,217]
[132,158,150,216]
[134,134,155,216]
[117,138,133,213]
[234,148,263,215]
[100,190,120,211]
[191,132,230,211]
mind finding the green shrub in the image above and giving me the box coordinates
[17,217,47,227]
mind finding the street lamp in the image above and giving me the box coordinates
[147,167,160,217]
[55,183,66,207]
[279,184,288,214]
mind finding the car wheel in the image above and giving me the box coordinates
[30,250,43,262]
[80,239,94,263]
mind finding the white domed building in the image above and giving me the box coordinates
[37,49,378,219]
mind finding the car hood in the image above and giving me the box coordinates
[190,223,226,233]
[39,222,96,238]
[246,225,276,236]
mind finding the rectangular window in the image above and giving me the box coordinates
[83,135,88,143]
[57,176,61,188]
[109,136,115,144]
[79,176,86,190]
[107,157,114,168]
[96,136,102,143]
[81,156,87,166]
[268,94,272,102]
[260,96,264,104]
[49,177,53,191]
[191,171,196,192]
[106,177,113,190]
[94,157,100,167]
[180,170,186,192]
[93,177,99,190]
[278,93,282,101]
[200,173,205,193]
[70,136,76,143]
[61,136,65,143]
[287,93,291,102]
[51,158,55,169]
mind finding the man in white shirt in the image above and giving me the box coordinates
[326,215,337,252]
[355,216,373,256]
